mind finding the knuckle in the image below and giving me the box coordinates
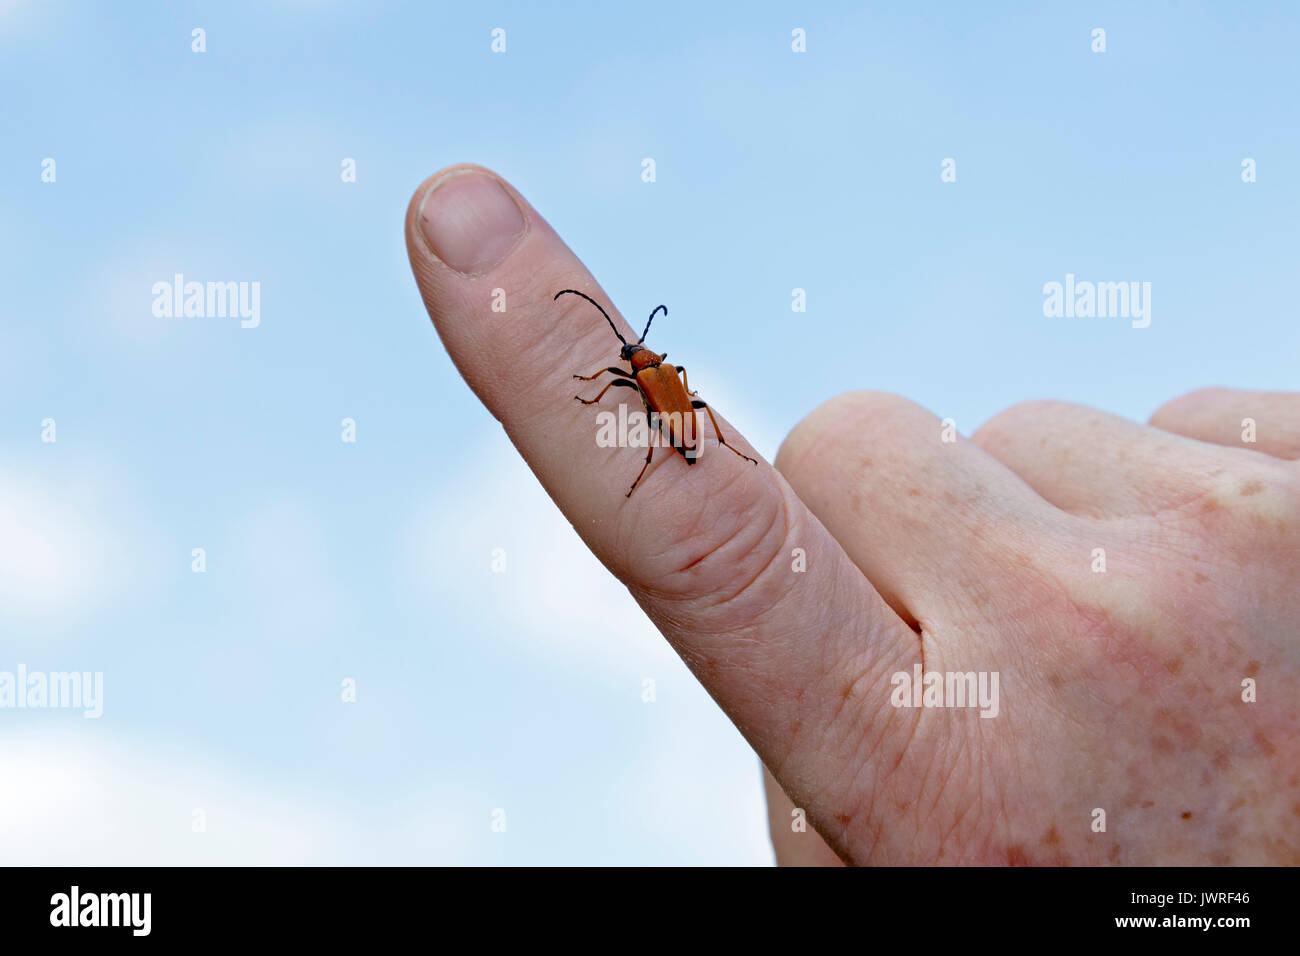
[1173,459,1300,540]
[1147,386,1226,427]
[776,390,929,478]
[971,400,1069,448]
[626,475,796,626]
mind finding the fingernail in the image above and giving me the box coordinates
[417,171,526,276]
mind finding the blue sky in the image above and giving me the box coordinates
[1,1,1296,863]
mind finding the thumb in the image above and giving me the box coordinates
[404,164,921,831]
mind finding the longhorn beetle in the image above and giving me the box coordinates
[560,289,758,497]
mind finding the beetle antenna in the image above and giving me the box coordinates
[639,305,666,344]
[554,290,627,346]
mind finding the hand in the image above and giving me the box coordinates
[405,164,1300,865]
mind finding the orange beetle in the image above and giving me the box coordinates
[560,289,758,497]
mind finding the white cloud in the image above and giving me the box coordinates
[400,436,671,668]
[0,462,155,637]
[0,730,478,865]
[607,709,775,865]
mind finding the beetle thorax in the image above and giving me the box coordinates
[628,348,662,371]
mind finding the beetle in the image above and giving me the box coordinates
[558,289,758,497]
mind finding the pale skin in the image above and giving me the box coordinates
[407,164,1300,865]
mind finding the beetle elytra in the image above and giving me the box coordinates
[559,289,758,497]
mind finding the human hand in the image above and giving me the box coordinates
[405,164,1299,865]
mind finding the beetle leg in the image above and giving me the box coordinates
[675,365,698,396]
[627,443,655,497]
[575,377,639,405]
[692,399,758,465]
[573,366,634,382]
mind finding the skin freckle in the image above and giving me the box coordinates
[1181,811,1193,820]
[849,487,866,519]
[1240,480,1264,496]
[1163,658,1184,675]
[1194,572,1209,584]
[1042,826,1059,846]
[1254,731,1277,756]
[1153,736,1174,754]
[1244,660,1260,677]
